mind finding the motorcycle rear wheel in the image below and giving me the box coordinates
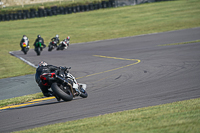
[51,83,73,101]
[23,49,27,55]
[48,45,53,51]
[22,48,28,55]
[35,47,40,56]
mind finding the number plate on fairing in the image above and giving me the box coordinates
[22,43,27,47]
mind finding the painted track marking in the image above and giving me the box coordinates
[76,55,140,79]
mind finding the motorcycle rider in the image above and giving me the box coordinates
[61,36,70,49]
[35,61,80,101]
[20,35,29,49]
[33,35,46,50]
[51,34,60,47]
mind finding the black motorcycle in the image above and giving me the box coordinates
[48,40,58,51]
[34,42,44,56]
[40,67,88,101]
[21,41,29,55]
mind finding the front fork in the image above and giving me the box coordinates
[66,73,81,94]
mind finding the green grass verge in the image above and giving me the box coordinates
[13,98,200,133]
[0,0,200,79]
[0,92,43,108]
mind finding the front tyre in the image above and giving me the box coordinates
[80,88,88,98]
[51,83,73,101]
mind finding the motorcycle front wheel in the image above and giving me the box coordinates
[51,83,73,101]
[80,88,88,98]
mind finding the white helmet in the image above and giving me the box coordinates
[23,36,28,40]
[38,61,48,67]
[67,36,70,40]
[56,34,59,38]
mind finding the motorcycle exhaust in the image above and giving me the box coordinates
[55,75,74,96]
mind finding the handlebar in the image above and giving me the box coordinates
[57,66,71,73]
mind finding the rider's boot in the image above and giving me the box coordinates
[73,86,81,96]
[55,95,61,102]
[52,92,61,102]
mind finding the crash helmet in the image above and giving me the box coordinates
[67,36,70,40]
[56,34,59,38]
[37,35,41,38]
[38,61,48,67]
[23,35,27,40]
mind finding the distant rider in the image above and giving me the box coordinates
[61,36,70,49]
[20,35,29,49]
[51,34,60,47]
[33,35,46,50]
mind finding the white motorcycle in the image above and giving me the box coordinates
[57,39,69,50]
[21,38,29,55]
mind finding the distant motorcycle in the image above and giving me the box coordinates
[34,42,43,56]
[57,39,69,50]
[21,40,29,55]
[48,40,57,51]
[40,67,88,101]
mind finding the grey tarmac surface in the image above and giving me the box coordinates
[0,28,200,132]
[0,75,38,100]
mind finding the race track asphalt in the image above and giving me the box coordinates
[0,28,200,132]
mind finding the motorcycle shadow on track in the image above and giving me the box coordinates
[2,97,83,111]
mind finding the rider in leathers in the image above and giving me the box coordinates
[20,35,29,49]
[51,34,60,47]
[33,35,46,49]
[61,36,70,49]
[35,61,80,101]
[35,61,60,100]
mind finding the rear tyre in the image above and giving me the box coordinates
[51,83,73,101]
[48,44,54,51]
[48,45,52,51]
[36,47,40,56]
[56,45,60,50]
[22,48,27,55]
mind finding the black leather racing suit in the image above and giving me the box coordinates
[35,65,59,97]
[33,37,46,48]
[51,37,60,46]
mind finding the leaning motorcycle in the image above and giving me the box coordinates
[57,40,69,50]
[21,40,29,55]
[34,42,43,56]
[40,67,88,101]
[48,40,57,51]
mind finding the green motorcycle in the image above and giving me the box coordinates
[34,42,42,56]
